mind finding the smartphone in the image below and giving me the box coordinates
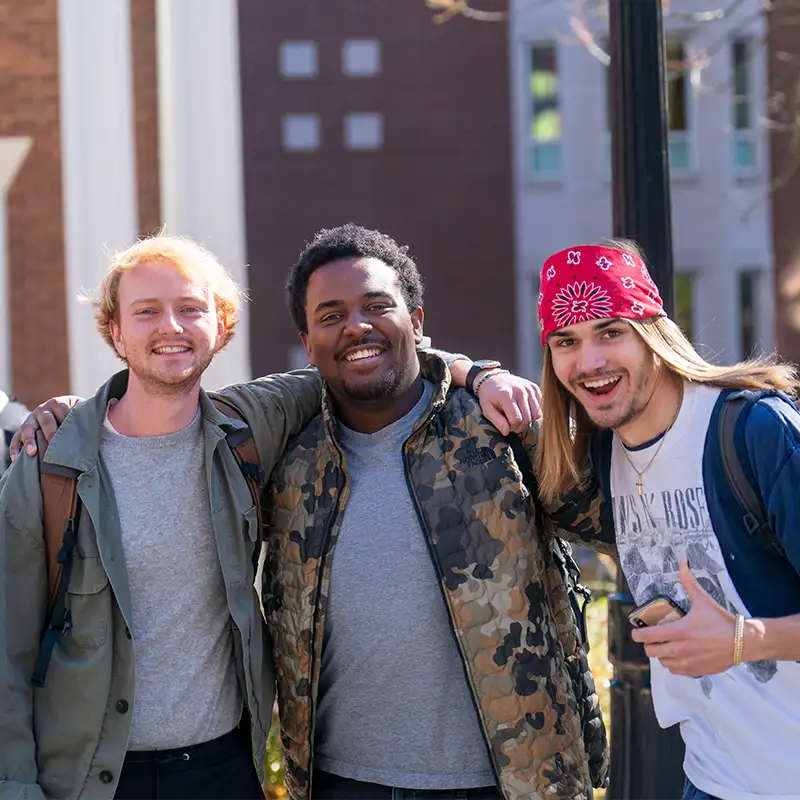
[628,595,686,628]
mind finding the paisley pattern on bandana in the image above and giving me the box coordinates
[538,244,666,344]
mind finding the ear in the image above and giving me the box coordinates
[109,318,126,360]
[300,332,315,366]
[411,306,424,345]
[215,313,226,352]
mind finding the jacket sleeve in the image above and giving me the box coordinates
[0,457,48,800]
[211,370,324,477]
[522,426,618,557]
[746,400,800,577]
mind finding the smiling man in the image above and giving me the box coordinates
[0,235,331,800]
[261,224,610,800]
[535,240,800,800]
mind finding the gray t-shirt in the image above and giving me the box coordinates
[100,408,241,750]
[314,381,495,789]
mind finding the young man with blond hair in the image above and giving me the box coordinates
[536,240,800,800]
[0,233,534,800]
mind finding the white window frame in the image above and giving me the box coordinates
[665,38,695,175]
[527,42,563,179]
[731,37,760,178]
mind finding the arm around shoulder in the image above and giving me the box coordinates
[211,369,323,476]
[0,457,48,799]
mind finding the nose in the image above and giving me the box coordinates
[342,310,372,339]
[576,340,607,375]
[157,309,184,334]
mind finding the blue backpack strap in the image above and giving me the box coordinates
[718,389,789,560]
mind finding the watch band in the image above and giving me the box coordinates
[466,360,502,395]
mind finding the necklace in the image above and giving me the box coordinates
[619,385,684,497]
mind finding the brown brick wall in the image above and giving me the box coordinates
[768,5,800,366]
[238,0,515,375]
[0,0,70,406]
[130,0,161,238]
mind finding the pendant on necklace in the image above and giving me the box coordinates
[636,474,643,496]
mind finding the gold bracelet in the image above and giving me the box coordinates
[733,613,745,666]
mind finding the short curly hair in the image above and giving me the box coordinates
[286,223,424,333]
[85,234,246,360]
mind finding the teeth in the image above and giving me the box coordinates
[346,348,382,362]
[154,346,190,354]
[583,376,620,389]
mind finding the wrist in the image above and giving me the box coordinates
[474,368,509,395]
[743,617,768,661]
[465,360,502,395]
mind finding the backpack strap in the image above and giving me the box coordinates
[507,434,592,650]
[211,398,265,566]
[33,429,82,688]
[718,390,786,560]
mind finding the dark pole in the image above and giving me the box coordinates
[607,0,685,797]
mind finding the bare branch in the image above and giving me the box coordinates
[426,0,507,23]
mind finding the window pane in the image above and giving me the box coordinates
[733,39,751,130]
[532,142,562,173]
[733,134,756,170]
[669,136,691,171]
[666,41,688,131]
[530,45,561,141]
[739,272,758,358]
[675,274,694,343]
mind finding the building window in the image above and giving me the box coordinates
[344,112,383,150]
[739,271,759,358]
[282,114,321,152]
[279,41,318,79]
[675,273,695,344]
[732,38,757,173]
[528,44,562,176]
[666,41,692,171]
[342,39,381,77]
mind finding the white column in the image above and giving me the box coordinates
[156,0,251,389]
[58,0,139,396]
[0,137,33,390]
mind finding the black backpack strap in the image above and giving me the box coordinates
[507,435,592,650]
[33,446,82,688]
[718,391,786,559]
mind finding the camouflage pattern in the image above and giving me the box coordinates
[263,354,609,800]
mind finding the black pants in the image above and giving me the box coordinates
[115,724,264,799]
[312,771,502,800]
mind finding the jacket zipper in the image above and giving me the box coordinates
[305,440,348,799]
[401,444,507,800]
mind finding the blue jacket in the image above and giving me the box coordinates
[579,390,800,618]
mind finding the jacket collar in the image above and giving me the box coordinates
[43,369,249,474]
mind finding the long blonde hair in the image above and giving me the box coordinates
[535,314,799,506]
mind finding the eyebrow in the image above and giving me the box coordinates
[312,291,395,314]
[548,319,621,340]
[130,296,208,306]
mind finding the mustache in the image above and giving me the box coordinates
[572,369,620,384]
[335,338,390,362]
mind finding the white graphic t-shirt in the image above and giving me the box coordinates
[611,381,800,800]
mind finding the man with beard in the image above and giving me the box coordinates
[257,224,609,800]
[0,234,535,800]
[535,240,800,800]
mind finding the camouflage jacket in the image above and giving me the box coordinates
[263,355,609,800]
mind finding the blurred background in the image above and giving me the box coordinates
[1,0,799,795]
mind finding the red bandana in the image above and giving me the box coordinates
[537,245,666,344]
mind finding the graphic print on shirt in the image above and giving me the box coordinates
[613,486,778,693]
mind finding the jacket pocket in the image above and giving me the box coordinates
[65,556,110,650]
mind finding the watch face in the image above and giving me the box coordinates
[475,360,502,370]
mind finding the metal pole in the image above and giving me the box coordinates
[607,0,685,796]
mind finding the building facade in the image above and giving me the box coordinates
[510,0,777,377]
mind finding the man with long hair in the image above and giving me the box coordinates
[536,240,800,800]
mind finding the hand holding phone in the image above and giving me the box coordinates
[628,595,686,628]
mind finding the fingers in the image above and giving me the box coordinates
[8,430,22,462]
[482,406,510,437]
